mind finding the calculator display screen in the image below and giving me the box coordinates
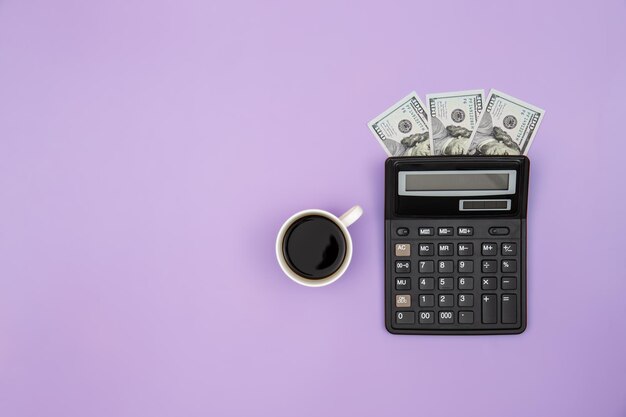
[398,170,516,197]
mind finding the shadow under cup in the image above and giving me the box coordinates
[282,215,347,280]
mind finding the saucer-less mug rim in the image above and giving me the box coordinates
[275,206,361,287]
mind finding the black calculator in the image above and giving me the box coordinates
[385,156,530,335]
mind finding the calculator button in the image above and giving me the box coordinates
[439,294,454,307]
[481,294,497,324]
[458,260,474,273]
[501,242,517,256]
[395,277,411,290]
[418,260,434,273]
[438,227,453,236]
[457,227,473,236]
[458,277,474,290]
[418,311,435,324]
[419,277,435,290]
[418,243,434,256]
[501,277,517,290]
[419,294,434,307]
[438,277,453,290]
[481,243,497,256]
[501,259,517,273]
[458,294,474,307]
[438,260,454,273]
[418,227,434,236]
[438,243,453,256]
[457,243,473,256]
[481,277,497,290]
[395,261,411,273]
[396,294,411,308]
[438,311,454,324]
[396,227,409,237]
[458,311,474,324]
[395,243,411,257]
[396,311,415,324]
[489,227,510,236]
[502,294,517,324]
[481,260,497,273]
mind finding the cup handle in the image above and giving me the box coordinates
[339,205,363,228]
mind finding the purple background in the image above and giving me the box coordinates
[1,0,625,416]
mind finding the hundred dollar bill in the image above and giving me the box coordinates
[466,90,545,155]
[368,92,430,156]
[427,90,484,155]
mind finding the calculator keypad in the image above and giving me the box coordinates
[389,219,523,333]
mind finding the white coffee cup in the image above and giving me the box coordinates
[276,205,363,287]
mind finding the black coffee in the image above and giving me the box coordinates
[283,215,347,279]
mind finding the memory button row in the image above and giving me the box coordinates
[414,227,473,236]
[413,243,474,256]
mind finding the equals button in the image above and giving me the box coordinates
[502,294,517,324]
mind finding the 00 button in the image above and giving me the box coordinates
[419,311,434,324]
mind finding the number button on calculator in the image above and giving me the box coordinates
[438,278,453,290]
[419,294,434,307]
[439,311,454,324]
[419,311,435,324]
[419,260,434,273]
[458,260,473,273]
[396,311,415,324]
[458,294,474,307]
[458,277,473,290]
[438,260,453,273]
[419,277,434,290]
[438,294,453,307]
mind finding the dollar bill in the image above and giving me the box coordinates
[368,92,430,156]
[466,90,545,155]
[426,90,484,155]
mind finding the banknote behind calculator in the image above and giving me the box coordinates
[368,89,544,156]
